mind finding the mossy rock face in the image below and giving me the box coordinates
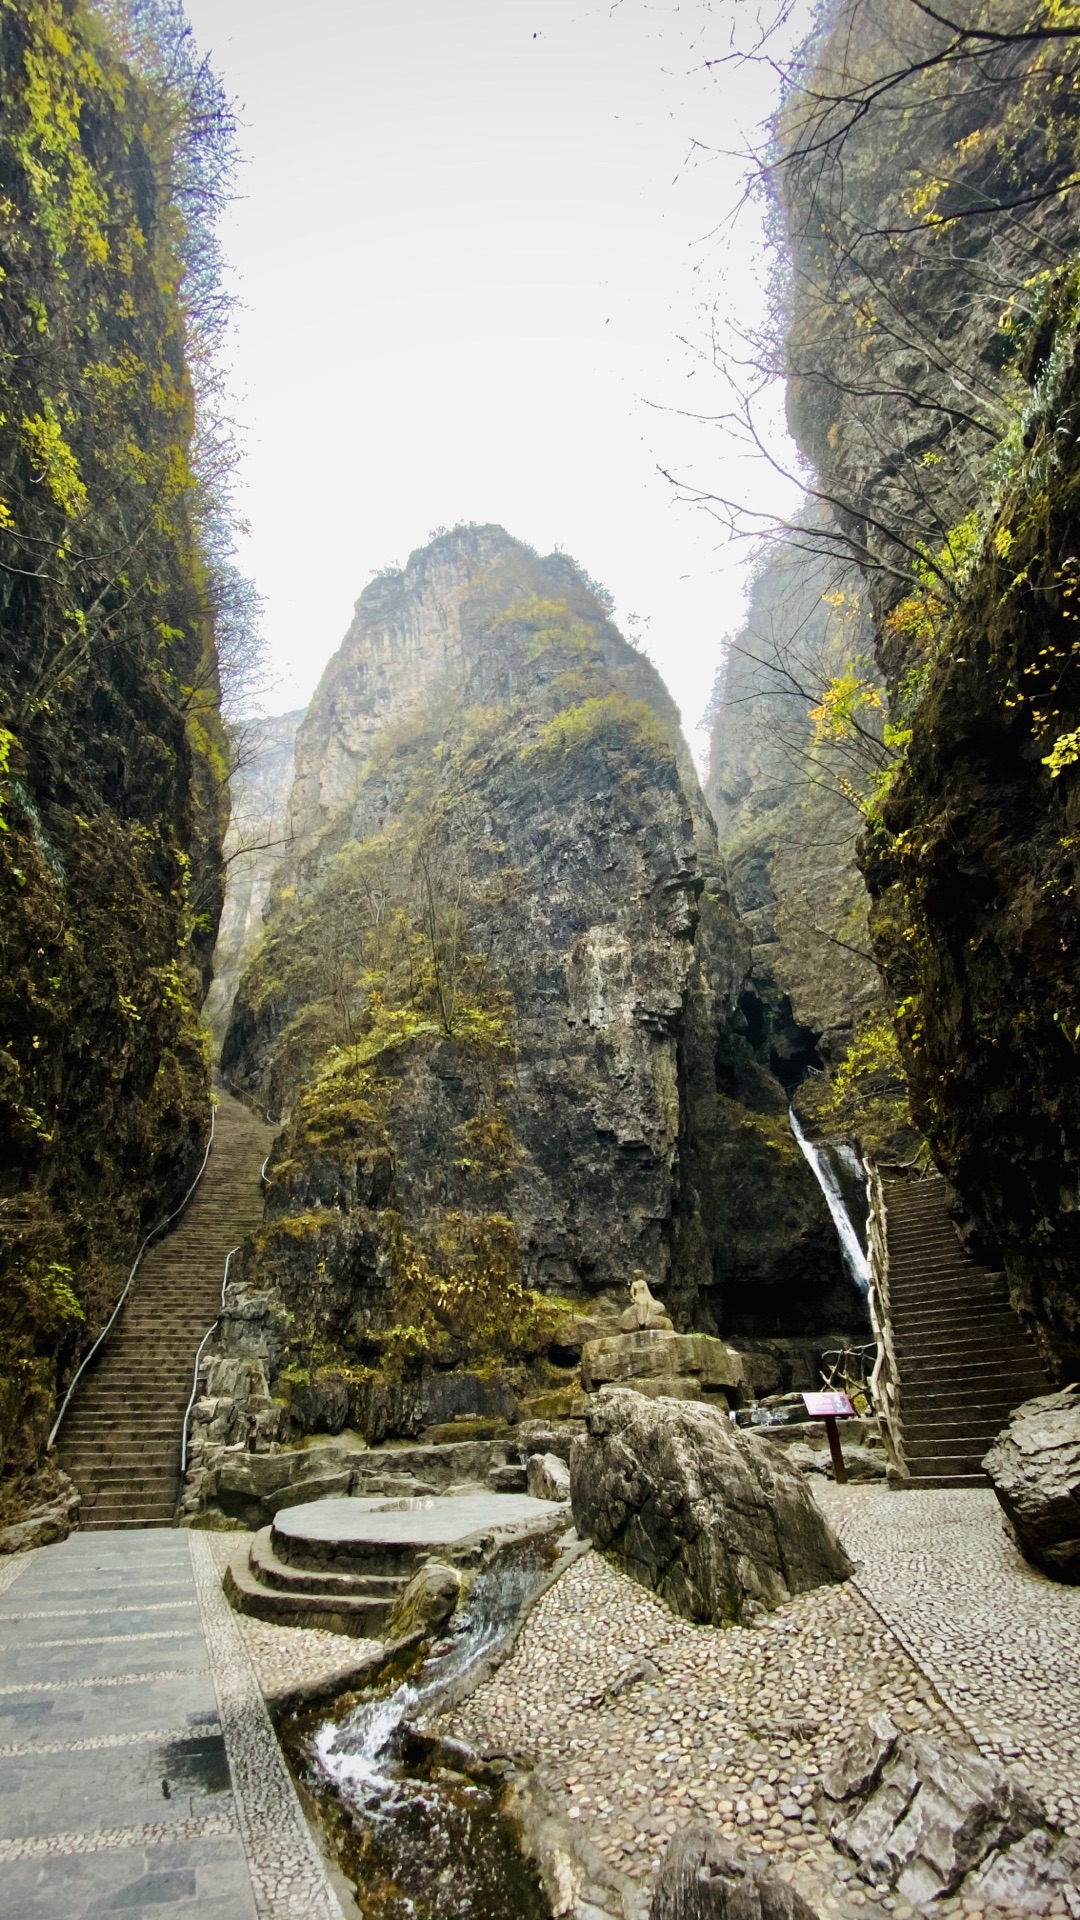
[211,527,857,1459]
[861,311,1080,1375]
[0,2,227,1476]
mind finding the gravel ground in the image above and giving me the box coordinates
[444,1526,965,1917]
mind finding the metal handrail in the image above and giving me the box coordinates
[47,1105,217,1451]
[179,1242,241,1478]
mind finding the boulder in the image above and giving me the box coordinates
[817,1711,1045,1908]
[569,1388,850,1627]
[581,1330,745,1402]
[0,1471,80,1556]
[386,1561,462,1639]
[983,1388,1080,1583]
[526,1451,571,1502]
[488,1463,528,1493]
[780,1439,887,1483]
[649,1827,819,1918]
[515,1421,578,1464]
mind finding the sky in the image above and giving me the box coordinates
[182,0,807,763]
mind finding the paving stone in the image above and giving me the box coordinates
[443,1482,1080,1918]
[0,1529,347,1920]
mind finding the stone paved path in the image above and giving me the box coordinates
[833,1484,1080,1833]
[0,1529,345,1920]
[447,1484,1080,1918]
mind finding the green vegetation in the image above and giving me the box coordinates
[797,1012,915,1162]
[0,0,235,1479]
[523,692,674,765]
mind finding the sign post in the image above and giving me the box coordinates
[800,1390,856,1485]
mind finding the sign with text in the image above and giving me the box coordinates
[801,1391,855,1419]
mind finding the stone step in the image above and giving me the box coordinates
[223,1540,396,1635]
[249,1526,405,1600]
[889,1278,1005,1300]
[80,1497,178,1519]
[55,1091,275,1523]
[887,1320,1022,1351]
[80,1517,175,1531]
[891,1320,1022,1351]
[904,1434,998,1460]
[899,1358,1038,1385]
[895,1471,990,1490]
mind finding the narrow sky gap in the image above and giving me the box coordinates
[182,0,808,758]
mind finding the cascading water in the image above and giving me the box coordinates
[295,1558,554,1920]
[789,1107,870,1294]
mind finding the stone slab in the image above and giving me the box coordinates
[2,1831,258,1920]
[0,1686,221,1747]
[0,1732,233,1839]
[0,1603,202,1648]
[0,1631,210,1686]
[273,1490,564,1551]
[0,1528,346,1920]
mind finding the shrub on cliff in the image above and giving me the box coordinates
[0,0,236,1475]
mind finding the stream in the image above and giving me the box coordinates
[288,1552,556,1920]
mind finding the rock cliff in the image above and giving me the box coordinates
[776,0,1080,1368]
[203,710,303,1059]
[706,538,883,1065]
[0,0,228,1483]
[218,528,865,1446]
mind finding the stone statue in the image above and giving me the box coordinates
[619,1271,674,1333]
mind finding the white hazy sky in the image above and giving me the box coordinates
[183,0,807,762]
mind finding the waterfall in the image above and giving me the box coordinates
[790,1108,870,1294]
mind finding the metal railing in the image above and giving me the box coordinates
[179,1242,241,1479]
[47,1106,217,1451]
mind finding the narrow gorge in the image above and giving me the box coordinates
[2,4,1080,1920]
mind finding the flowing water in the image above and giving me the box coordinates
[293,1555,554,1920]
[789,1108,870,1294]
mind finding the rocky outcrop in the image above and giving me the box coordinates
[984,1389,1080,1585]
[777,5,1080,1371]
[649,1828,819,1919]
[0,1468,79,1556]
[526,1452,571,1502]
[706,536,884,1072]
[385,1561,462,1639]
[0,2,228,1484]
[203,710,303,1059]
[579,1329,745,1405]
[211,528,859,1459]
[816,1711,1076,1913]
[569,1386,851,1626]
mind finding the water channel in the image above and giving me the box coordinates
[284,1551,556,1920]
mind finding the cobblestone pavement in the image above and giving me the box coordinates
[446,1546,964,1917]
[831,1484,1080,1835]
[0,1530,346,1920]
[445,1484,1080,1919]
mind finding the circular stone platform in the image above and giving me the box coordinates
[271,1491,567,1574]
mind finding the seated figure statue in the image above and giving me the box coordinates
[619,1271,674,1333]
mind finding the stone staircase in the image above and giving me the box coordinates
[56,1093,274,1530]
[223,1487,568,1635]
[884,1175,1048,1489]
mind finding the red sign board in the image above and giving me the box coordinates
[802,1391,855,1419]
